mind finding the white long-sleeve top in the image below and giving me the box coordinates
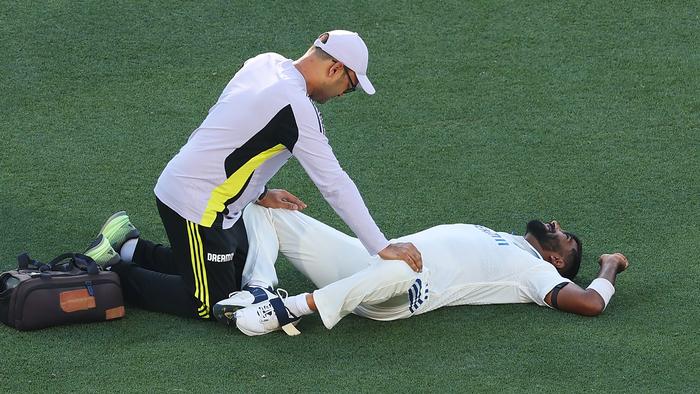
[154,52,389,255]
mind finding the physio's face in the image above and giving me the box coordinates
[525,220,576,252]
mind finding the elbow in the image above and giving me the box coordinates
[581,304,605,317]
[317,176,346,199]
[579,295,606,317]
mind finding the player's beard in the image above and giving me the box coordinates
[526,220,560,251]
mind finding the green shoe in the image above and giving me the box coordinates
[98,211,140,252]
[84,234,121,268]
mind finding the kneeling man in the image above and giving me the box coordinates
[215,205,629,336]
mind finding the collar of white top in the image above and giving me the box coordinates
[279,59,307,93]
[506,234,543,260]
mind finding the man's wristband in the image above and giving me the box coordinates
[257,186,269,202]
[586,278,615,310]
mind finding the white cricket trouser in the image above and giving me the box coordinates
[241,204,427,329]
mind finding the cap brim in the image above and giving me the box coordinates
[357,74,375,95]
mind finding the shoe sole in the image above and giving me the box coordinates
[212,303,238,326]
[213,288,273,316]
[212,296,255,322]
[234,317,301,336]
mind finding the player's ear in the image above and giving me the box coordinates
[549,254,566,269]
[328,61,343,78]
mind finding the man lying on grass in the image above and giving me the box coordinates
[213,205,629,336]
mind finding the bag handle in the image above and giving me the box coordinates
[46,253,80,268]
[46,253,100,275]
[73,254,100,275]
[17,252,50,271]
[47,253,100,275]
[16,252,100,275]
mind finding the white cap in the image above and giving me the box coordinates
[313,30,375,95]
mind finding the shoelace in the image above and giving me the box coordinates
[256,288,291,318]
[255,288,291,321]
[275,288,289,300]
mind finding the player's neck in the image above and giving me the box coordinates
[524,234,545,257]
[293,56,317,96]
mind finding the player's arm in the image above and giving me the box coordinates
[544,253,629,316]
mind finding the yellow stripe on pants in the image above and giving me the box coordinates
[187,221,210,318]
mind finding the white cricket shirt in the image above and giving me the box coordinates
[396,224,571,313]
[154,53,389,255]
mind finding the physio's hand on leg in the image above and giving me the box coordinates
[378,242,423,272]
[256,189,308,210]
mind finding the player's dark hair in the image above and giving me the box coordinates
[561,232,582,279]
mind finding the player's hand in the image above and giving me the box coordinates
[599,253,629,273]
[256,189,308,211]
[379,242,423,272]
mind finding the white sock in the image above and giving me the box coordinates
[119,239,138,262]
[286,293,313,317]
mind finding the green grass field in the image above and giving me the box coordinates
[1,1,698,392]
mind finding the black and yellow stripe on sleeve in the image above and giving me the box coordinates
[186,221,210,319]
[201,144,285,227]
[200,105,301,227]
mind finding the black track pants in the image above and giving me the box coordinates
[112,198,248,319]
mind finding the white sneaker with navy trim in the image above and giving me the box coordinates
[233,289,301,336]
[213,286,276,325]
